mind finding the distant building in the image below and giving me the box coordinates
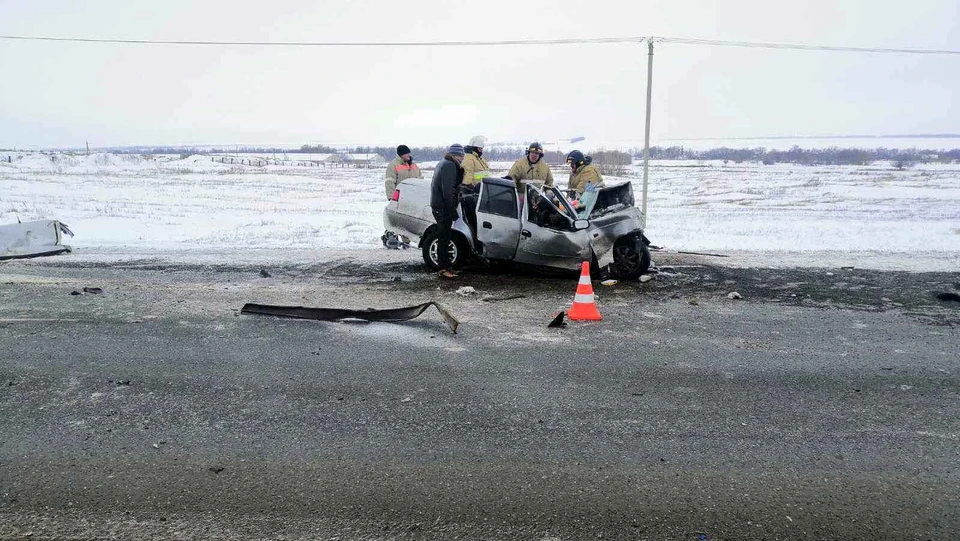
[340,153,387,167]
[312,153,342,165]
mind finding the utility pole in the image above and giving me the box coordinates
[641,39,654,229]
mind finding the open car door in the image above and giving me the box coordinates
[475,177,522,260]
[514,185,591,271]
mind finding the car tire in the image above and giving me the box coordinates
[609,236,651,280]
[421,230,468,271]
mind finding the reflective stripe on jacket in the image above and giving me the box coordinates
[384,156,423,198]
[461,151,490,186]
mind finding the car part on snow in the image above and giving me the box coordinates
[481,293,525,303]
[676,250,729,258]
[1,220,74,260]
[241,301,460,334]
[381,230,410,250]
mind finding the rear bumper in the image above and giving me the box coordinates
[383,207,430,246]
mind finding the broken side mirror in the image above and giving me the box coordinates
[574,219,589,230]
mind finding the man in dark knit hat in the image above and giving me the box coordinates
[384,144,422,199]
[430,144,466,279]
[382,144,424,249]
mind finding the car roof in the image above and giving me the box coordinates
[482,177,516,189]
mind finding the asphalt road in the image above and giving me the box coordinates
[1,254,958,540]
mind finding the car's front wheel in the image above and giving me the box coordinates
[609,236,651,280]
[421,230,468,271]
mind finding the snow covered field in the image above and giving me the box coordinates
[1,152,958,270]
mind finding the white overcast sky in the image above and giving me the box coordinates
[0,0,957,148]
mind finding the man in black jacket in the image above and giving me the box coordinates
[430,144,466,279]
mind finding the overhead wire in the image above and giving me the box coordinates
[1,34,958,55]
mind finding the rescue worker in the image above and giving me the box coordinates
[459,135,489,251]
[505,142,554,189]
[461,135,491,189]
[382,144,422,248]
[384,144,422,199]
[430,144,466,279]
[566,150,604,195]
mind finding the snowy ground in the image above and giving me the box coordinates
[1,152,958,271]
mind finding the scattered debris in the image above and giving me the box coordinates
[639,275,653,283]
[826,272,835,276]
[241,301,460,333]
[82,287,103,294]
[481,293,525,303]
[259,269,271,278]
[687,298,700,306]
[0,220,74,260]
[392,276,402,282]
[208,466,224,474]
[69,290,82,296]
[456,286,477,297]
[547,311,567,328]
[727,291,742,300]
[676,250,729,258]
[601,279,618,286]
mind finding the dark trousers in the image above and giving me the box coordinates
[431,208,454,270]
[460,193,479,248]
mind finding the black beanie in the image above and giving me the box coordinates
[397,145,411,156]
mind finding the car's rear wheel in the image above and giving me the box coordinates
[609,236,651,280]
[421,230,468,271]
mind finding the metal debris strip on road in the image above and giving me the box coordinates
[240,301,460,334]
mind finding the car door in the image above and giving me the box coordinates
[475,178,522,260]
[514,186,592,271]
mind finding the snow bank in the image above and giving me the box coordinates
[2,153,957,270]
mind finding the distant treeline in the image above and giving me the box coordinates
[641,145,960,165]
[104,144,960,166]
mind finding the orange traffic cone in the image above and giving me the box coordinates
[567,261,602,321]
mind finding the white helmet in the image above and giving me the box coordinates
[468,135,487,148]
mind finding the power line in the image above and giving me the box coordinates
[657,37,960,55]
[0,35,646,47]
[1,34,958,55]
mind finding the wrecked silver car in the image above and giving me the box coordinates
[383,177,651,279]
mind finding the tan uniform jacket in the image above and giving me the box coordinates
[568,164,604,194]
[508,157,554,188]
[384,156,423,198]
[461,151,491,186]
